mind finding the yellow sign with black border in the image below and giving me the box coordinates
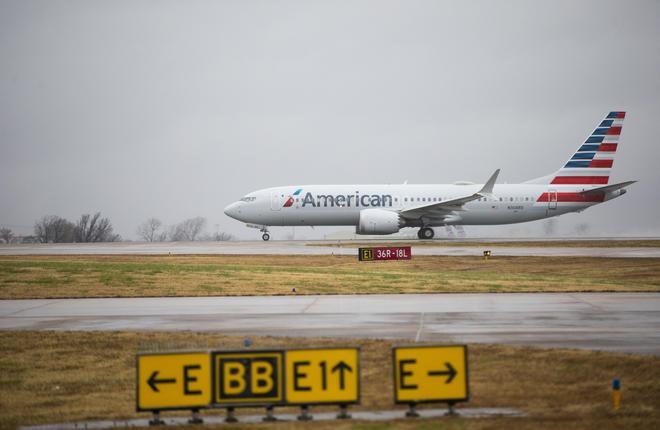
[137,352,211,411]
[359,248,373,261]
[393,345,468,404]
[211,350,284,406]
[285,348,359,405]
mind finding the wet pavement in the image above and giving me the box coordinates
[19,407,524,430]
[2,293,659,355]
[1,239,660,257]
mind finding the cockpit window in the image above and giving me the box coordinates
[240,196,256,202]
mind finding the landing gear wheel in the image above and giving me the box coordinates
[262,233,270,241]
[418,227,434,240]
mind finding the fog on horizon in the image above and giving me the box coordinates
[1,0,659,241]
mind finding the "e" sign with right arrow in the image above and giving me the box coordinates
[393,345,468,404]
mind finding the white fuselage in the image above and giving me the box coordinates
[224,183,620,228]
[224,111,631,238]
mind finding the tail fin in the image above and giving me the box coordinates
[525,111,625,185]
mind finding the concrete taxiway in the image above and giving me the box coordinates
[19,408,523,430]
[2,293,658,355]
[2,240,660,257]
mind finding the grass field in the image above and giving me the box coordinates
[1,255,659,299]
[0,331,658,430]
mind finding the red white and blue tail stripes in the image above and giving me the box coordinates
[552,111,625,185]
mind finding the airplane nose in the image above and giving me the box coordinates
[224,202,240,218]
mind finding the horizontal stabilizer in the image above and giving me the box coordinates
[581,180,636,195]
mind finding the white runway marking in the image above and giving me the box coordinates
[415,312,425,342]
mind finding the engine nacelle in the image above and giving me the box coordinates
[356,209,402,235]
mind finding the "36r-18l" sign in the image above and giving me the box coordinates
[359,246,412,261]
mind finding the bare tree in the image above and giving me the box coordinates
[136,218,164,242]
[34,215,75,243]
[575,222,590,236]
[74,212,119,242]
[169,217,207,241]
[199,231,234,241]
[542,218,557,237]
[0,227,13,244]
[214,231,234,241]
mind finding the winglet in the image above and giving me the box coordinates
[478,169,500,198]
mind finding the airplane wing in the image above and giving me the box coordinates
[399,169,500,220]
[580,180,637,195]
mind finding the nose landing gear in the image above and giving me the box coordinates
[260,226,270,241]
[417,227,434,239]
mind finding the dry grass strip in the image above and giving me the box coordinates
[0,331,658,430]
[1,255,659,299]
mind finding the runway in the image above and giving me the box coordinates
[2,293,659,355]
[2,240,660,257]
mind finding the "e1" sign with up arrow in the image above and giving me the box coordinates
[285,348,360,405]
[137,352,211,411]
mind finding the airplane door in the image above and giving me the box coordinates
[270,192,283,211]
[548,189,558,210]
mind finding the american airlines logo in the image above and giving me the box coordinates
[282,188,303,207]
[289,191,393,208]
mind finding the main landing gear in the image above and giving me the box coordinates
[260,226,270,241]
[417,227,434,240]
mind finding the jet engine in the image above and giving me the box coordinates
[356,209,403,235]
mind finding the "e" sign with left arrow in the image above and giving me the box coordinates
[137,352,211,411]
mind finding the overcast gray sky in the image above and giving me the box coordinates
[2,0,659,240]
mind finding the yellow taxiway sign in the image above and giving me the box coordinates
[137,352,211,411]
[212,351,284,406]
[285,348,359,405]
[393,345,468,404]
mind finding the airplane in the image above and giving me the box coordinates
[224,112,635,241]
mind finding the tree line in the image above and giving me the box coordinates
[0,214,233,244]
[135,217,233,242]
[33,212,120,243]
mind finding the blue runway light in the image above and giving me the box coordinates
[612,378,621,411]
